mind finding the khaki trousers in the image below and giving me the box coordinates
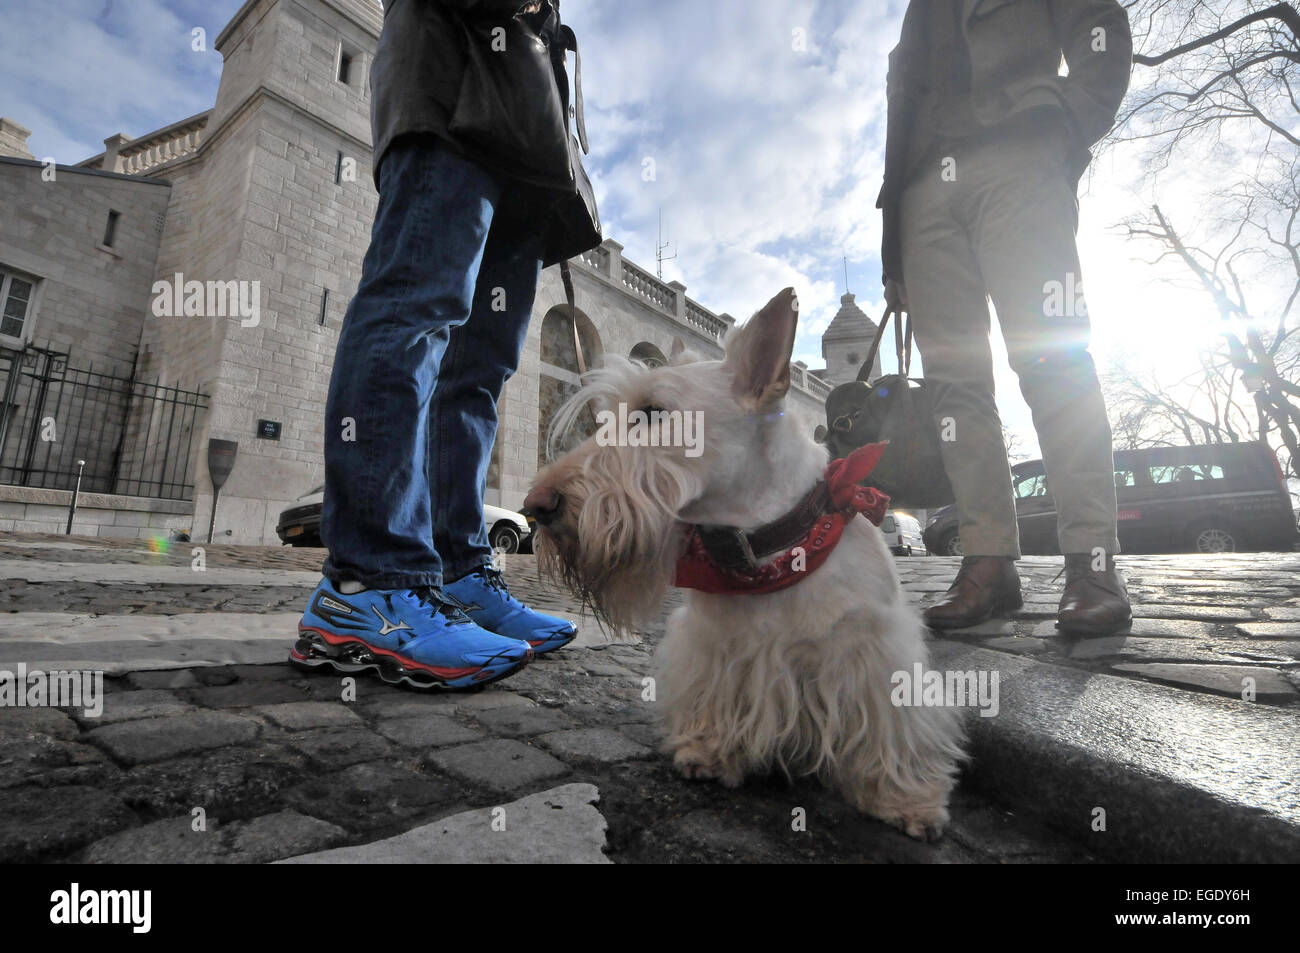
[899,122,1120,557]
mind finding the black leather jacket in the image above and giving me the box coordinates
[370,0,599,266]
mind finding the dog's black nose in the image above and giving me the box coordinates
[522,486,563,525]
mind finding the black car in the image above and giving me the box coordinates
[276,485,325,547]
[923,442,1298,555]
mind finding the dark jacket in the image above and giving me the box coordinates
[369,0,599,267]
[878,0,1133,283]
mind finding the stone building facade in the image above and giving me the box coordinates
[0,0,836,544]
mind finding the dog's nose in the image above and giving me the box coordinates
[522,486,564,525]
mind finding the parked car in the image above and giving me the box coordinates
[923,442,1297,556]
[881,511,925,556]
[276,485,324,546]
[276,487,533,553]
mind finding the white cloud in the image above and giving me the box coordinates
[0,0,232,161]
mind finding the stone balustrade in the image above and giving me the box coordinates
[620,258,677,312]
[83,112,211,176]
[568,238,829,401]
[576,243,609,273]
[684,299,728,340]
[118,119,207,174]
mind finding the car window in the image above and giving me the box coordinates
[1014,473,1050,499]
[1149,464,1224,484]
[882,517,896,532]
[1114,470,1136,488]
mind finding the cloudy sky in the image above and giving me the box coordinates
[0,0,1257,459]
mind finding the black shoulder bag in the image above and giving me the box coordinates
[822,308,954,509]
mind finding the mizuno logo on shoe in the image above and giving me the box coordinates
[320,596,353,614]
[370,605,413,636]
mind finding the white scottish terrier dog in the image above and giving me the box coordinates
[524,288,965,839]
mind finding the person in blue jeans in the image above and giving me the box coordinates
[292,0,600,689]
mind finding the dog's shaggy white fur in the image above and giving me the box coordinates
[527,288,966,839]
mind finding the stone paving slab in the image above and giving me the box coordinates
[278,783,611,864]
[82,811,347,864]
[85,710,261,765]
[536,727,653,764]
[0,559,322,587]
[0,785,136,862]
[428,739,572,793]
[0,612,301,673]
[372,713,485,748]
[1112,663,1298,701]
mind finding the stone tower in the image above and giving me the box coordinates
[134,0,384,542]
[820,291,881,386]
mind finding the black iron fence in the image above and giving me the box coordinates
[0,344,208,501]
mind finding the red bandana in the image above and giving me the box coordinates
[673,442,891,595]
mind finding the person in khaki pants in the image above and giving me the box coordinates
[877,0,1133,635]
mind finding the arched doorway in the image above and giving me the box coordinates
[538,305,602,468]
[629,341,668,368]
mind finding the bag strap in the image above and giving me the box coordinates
[558,25,588,155]
[559,260,586,375]
[858,310,889,383]
[857,307,913,382]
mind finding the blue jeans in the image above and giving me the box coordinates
[321,137,542,590]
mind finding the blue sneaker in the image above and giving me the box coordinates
[290,578,532,690]
[443,567,577,655]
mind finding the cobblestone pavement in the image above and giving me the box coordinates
[0,530,1296,862]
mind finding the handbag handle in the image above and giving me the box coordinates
[857,306,913,383]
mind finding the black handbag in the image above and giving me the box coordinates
[448,7,569,186]
[447,5,601,266]
[542,27,601,266]
[823,308,955,509]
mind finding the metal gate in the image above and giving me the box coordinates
[0,344,208,501]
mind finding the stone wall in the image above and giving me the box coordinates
[0,158,170,373]
[0,485,192,539]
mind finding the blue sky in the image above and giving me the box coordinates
[1,0,1273,462]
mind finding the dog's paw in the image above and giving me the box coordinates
[672,744,723,781]
[889,804,949,842]
[900,813,947,843]
[671,744,743,787]
[858,795,950,842]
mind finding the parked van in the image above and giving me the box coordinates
[923,442,1297,555]
[881,511,925,556]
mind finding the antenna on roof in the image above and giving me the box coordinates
[843,254,851,296]
[656,208,677,280]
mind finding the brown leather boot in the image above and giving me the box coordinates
[924,556,1023,630]
[1058,553,1132,636]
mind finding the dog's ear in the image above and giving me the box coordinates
[724,287,799,412]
